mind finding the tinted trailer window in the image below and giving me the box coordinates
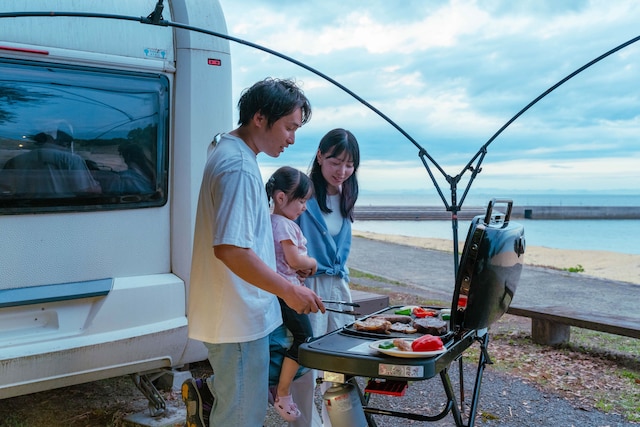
[0,59,169,213]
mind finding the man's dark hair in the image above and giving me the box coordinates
[237,78,311,128]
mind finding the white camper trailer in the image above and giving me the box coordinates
[0,0,232,407]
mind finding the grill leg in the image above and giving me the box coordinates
[441,368,464,426]
[466,333,491,427]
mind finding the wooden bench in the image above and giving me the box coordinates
[507,305,640,346]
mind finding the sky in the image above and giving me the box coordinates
[216,0,640,199]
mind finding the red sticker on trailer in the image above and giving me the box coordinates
[208,58,222,66]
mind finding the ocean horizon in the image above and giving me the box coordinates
[353,191,640,255]
[356,191,640,208]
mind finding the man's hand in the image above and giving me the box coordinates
[283,284,325,315]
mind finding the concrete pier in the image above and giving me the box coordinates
[353,205,640,220]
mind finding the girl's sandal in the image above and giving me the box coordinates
[274,394,301,422]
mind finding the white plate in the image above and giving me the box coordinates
[369,339,446,358]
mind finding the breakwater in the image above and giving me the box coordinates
[353,205,640,220]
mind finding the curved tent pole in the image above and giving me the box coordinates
[2,4,639,273]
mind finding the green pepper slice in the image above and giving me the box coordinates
[378,341,395,349]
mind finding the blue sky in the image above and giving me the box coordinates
[217,0,640,197]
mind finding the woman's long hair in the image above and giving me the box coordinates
[308,128,360,222]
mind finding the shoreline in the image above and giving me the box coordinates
[353,230,640,285]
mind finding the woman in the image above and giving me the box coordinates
[297,128,360,336]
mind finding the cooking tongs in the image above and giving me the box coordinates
[323,300,361,316]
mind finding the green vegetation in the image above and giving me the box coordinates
[349,268,448,307]
[562,264,585,273]
[349,268,405,286]
[1,416,28,427]
[570,328,640,356]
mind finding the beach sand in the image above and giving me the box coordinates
[354,230,640,285]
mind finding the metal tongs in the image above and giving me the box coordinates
[322,300,361,316]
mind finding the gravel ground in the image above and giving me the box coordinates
[263,349,634,427]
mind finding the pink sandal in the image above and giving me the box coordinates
[274,394,301,422]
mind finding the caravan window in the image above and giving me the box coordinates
[0,59,169,213]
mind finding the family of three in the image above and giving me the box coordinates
[184,77,361,426]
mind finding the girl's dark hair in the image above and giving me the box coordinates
[308,128,360,222]
[237,78,312,128]
[266,166,314,204]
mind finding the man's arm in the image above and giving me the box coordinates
[214,244,325,315]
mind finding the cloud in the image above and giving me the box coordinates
[220,0,640,193]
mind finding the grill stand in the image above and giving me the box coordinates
[301,327,492,427]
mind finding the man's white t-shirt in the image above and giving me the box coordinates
[188,134,282,343]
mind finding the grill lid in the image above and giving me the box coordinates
[451,199,526,331]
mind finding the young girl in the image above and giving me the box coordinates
[266,166,317,422]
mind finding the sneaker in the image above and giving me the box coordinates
[182,378,208,427]
[196,378,214,423]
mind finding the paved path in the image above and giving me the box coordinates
[348,236,639,321]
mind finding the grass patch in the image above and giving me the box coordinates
[569,328,640,362]
[1,415,29,427]
[561,264,584,273]
[349,268,405,286]
[349,268,448,307]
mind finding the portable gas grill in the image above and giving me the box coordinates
[299,199,526,427]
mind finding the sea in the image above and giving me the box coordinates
[353,192,640,255]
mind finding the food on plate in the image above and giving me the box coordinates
[377,340,395,349]
[412,307,437,318]
[353,317,392,334]
[389,322,418,334]
[413,317,448,335]
[392,338,412,352]
[371,314,413,324]
[411,334,444,352]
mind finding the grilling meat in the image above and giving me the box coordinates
[413,317,448,335]
[353,317,392,334]
[371,314,413,324]
[389,322,418,334]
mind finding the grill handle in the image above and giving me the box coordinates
[484,198,513,225]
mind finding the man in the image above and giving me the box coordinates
[3,122,100,196]
[184,78,325,427]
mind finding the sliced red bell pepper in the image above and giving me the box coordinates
[411,334,443,352]
[412,306,436,318]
